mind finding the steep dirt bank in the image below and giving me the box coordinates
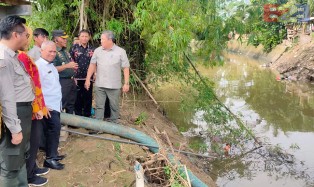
[227,35,314,82]
[37,96,215,187]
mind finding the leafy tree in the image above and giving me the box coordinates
[133,0,255,145]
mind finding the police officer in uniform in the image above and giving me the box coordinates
[0,15,35,187]
[52,30,78,114]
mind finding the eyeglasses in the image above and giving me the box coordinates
[17,32,30,39]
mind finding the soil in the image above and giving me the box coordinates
[227,34,314,82]
[36,96,216,187]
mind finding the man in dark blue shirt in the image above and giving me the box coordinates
[70,30,95,117]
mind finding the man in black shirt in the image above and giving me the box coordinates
[70,30,94,117]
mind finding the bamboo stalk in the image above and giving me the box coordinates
[79,0,84,31]
[184,165,191,187]
[162,131,175,155]
[145,167,165,171]
[142,157,166,166]
[130,68,158,105]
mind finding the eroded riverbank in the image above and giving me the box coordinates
[228,36,314,82]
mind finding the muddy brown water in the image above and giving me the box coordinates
[155,53,314,187]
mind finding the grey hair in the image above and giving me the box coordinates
[101,30,115,41]
[41,40,56,50]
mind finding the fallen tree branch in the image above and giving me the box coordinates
[130,68,158,105]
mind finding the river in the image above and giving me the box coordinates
[155,53,314,187]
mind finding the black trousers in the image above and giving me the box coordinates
[75,80,93,117]
[42,111,61,158]
[25,119,43,181]
[60,78,77,114]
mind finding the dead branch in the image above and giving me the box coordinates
[130,68,158,105]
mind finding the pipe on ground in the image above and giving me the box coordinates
[61,113,208,187]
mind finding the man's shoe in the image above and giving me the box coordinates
[43,159,64,170]
[28,176,48,186]
[53,154,67,161]
[35,167,50,176]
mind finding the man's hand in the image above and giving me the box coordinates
[66,61,78,70]
[11,132,23,145]
[45,108,52,119]
[74,78,78,86]
[85,79,91,90]
[122,83,129,93]
[35,110,43,120]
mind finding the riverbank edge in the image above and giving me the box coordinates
[227,37,314,81]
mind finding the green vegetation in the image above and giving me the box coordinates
[134,112,148,125]
[164,165,186,187]
[114,142,122,162]
[188,137,208,153]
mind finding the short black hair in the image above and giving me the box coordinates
[78,29,91,36]
[0,15,26,40]
[33,28,49,37]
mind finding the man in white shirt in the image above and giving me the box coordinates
[35,41,65,170]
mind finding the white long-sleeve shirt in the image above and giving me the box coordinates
[35,57,62,112]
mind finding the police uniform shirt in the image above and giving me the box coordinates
[0,43,35,134]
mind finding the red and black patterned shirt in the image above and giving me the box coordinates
[69,43,95,79]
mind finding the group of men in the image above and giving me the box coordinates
[0,15,130,187]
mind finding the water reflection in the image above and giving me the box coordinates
[155,53,314,186]
[203,53,314,186]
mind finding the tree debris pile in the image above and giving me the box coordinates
[128,133,192,187]
[131,153,189,187]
